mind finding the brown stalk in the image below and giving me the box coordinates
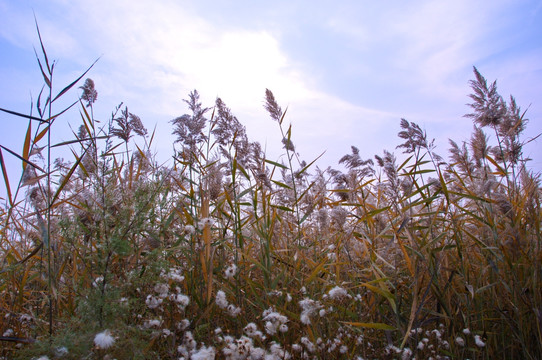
[200,194,213,305]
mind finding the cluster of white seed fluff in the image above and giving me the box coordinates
[134,270,195,355]
[143,319,162,329]
[94,329,115,349]
[474,334,486,348]
[145,283,190,310]
[224,263,238,279]
[178,318,191,331]
[92,275,104,288]
[170,289,190,310]
[267,290,293,303]
[215,290,242,317]
[145,293,163,309]
[177,331,197,358]
[32,326,114,357]
[384,344,414,360]
[161,266,185,283]
[26,258,492,360]
[454,328,486,349]
[325,286,351,301]
[300,336,316,353]
[197,217,215,230]
[221,335,261,359]
[24,266,370,360]
[183,224,196,234]
[181,217,216,235]
[243,322,264,340]
[189,345,216,360]
[54,347,69,357]
[145,276,190,313]
[290,325,368,359]
[298,297,323,325]
[262,307,289,335]
[407,324,472,359]
[214,333,292,360]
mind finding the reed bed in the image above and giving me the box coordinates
[0,27,540,360]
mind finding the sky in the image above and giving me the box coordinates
[0,0,541,200]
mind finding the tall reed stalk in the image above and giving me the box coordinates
[0,30,540,360]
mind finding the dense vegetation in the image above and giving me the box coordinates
[1,29,541,360]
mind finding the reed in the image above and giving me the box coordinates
[0,28,540,360]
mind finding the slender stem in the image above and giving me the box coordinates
[46,65,53,337]
[277,123,302,248]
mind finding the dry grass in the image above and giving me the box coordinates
[0,26,541,360]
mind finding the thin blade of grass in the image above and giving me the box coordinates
[400,278,419,348]
[400,168,435,176]
[0,149,14,207]
[233,158,250,181]
[485,154,507,176]
[237,186,254,200]
[449,190,490,203]
[34,15,51,74]
[300,210,312,224]
[306,259,329,284]
[22,120,32,171]
[17,242,43,266]
[241,251,272,276]
[296,151,325,177]
[0,145,46,173]
[362,276,398,313]
[34,125,50,144]
[271,204,293,212]
[36,85,45,118]
[0,107,48,123]
[79,100,94,131]
[49,100,79,124]
[295,182,316,207]
[52,57,100,103]
[361,282,395,302]
[51,135,107,148]
[264,159,288,169]
[341,321,396,331]
[357,206,391,221]
[397,155,413,172]
[279,106,288,126]
[33,47,51,88]
[438,168,450,203]
[395,234,414,276]
[50,145,89,206]
[271,179,292,190]
[1,101,77,124]
[148,124,157,147]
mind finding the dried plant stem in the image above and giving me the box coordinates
[45,50,54,338]
[200,194,213,305]
[278,123,303,249]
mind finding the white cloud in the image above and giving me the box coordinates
[323,1,520,99]
[7,0,391,166]
[0,0,539,173]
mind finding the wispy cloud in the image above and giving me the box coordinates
[0,0,540,171]
[5,0,395,165]
[324,1,517,100]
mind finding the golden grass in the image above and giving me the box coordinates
[0,27,541,360]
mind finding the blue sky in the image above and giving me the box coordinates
[1,0,541,198]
